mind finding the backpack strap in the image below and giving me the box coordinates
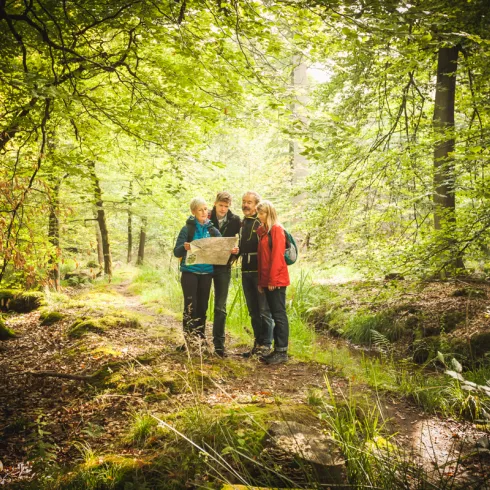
[268,227,288,249]
[186,221,196,242]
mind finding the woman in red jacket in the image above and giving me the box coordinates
[256,200,290,364]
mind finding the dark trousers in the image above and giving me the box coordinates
[180,271,212,337]
[212,269,231,351]
[242,272,273,347]
[265,287,289,351]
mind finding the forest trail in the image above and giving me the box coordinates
[0,279,488,487]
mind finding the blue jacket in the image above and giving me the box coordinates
[173,216,221,274]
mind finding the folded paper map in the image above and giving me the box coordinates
[186,237,238,265]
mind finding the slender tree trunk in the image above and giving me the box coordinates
[89,162,112,278]
[433,46,464,271]
[136,217,147,265]
[127,182,133,264]
[48,181,61,291]
[95,217,104,267]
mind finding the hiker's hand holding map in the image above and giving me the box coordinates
[186,236,239,265]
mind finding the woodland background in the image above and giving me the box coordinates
[2,0,490,286]
[2,2,490,488]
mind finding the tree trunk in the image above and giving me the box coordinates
[432,46,464,271]
[48,181,61,291]
[89,162,112,278]
[127,182,133,264]
[95,217,104,267]
[136,217,147,265]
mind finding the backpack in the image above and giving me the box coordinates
[268,227,298,265]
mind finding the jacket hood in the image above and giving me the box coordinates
[185,216,213,228]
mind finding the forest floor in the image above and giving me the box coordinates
[0,275,489,488]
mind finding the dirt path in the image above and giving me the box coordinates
[0,281,488,487]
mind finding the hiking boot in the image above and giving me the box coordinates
[257,346,273,361]
[264,351,288,365]
[241,344,258,358]
[214,350,228,358]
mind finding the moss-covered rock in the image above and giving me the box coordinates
[440,310,466,332]
[0,316,16,340]
[90,361,126,386]
[135,351,161,365]
[0,289,16,309]
[67,318,104,338]
[451,287,487,299]
[67,312,142,338]
[0,290,44,313]
[449,337,472,359]
[416,309,466,338]
[412,336,440,364]
[100,313,142,329]
[54,453,148,489]
[469,331,490,358]
[39,310,65,326]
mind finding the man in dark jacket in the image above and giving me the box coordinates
[239,191,274,357]
[209,192,241,357]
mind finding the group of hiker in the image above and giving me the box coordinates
[173,191,290,365]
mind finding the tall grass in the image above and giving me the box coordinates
[129,265,182,316]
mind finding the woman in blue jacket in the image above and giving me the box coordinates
[173,197,220,342]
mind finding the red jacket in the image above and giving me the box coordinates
[257,224,290,288]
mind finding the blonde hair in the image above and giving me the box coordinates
[256,200,278,231]
[190,197,207,212]
[242,191,261,204]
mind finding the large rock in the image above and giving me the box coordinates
[261,421,347,487]
[0,290,43,313]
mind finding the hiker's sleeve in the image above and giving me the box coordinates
[173,226,188,258]
[269,226,286,285]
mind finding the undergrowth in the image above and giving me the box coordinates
[129,265,490,421]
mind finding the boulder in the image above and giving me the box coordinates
[475,435,490,450]
[40,310,65,326]
[469,331,490,357]
[261,421,347,487]
[0,290,43,313]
